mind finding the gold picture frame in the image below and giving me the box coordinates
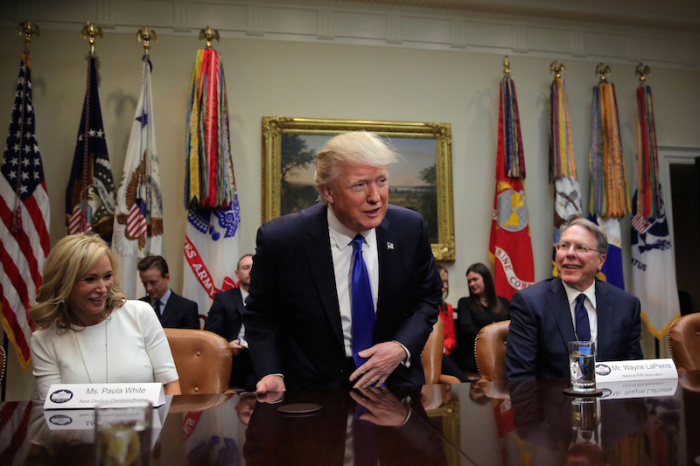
[261,117,455,261]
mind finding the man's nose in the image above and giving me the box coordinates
[366,183,380,202]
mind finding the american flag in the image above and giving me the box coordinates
[65,54,115,242]
[0,53,50,369]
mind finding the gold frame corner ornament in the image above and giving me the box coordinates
[261,117,455,261]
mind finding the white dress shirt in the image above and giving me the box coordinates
[563,282,598,345]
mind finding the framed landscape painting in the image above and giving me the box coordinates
[261,117,455,261]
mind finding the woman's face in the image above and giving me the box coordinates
[67,254,113,326]
[440,270,449,299]
[467,271,485,298]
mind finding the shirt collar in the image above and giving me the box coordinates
[157,288,172,307]
[562,281,597,309]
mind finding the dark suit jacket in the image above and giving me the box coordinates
[505,277,643,380]
[140,291,200,330]
[205,287,245,341]
[243,203,442,390]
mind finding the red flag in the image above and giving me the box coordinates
[488,74,534,300]
[0,53,50,369]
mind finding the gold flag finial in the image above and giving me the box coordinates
[635,62,650,83]
[503,55,511,75]
[550,60,566,78]
[17,21,40,51]
[199,26,219,48]
[137,27,157,54]
[595,63,611,82]
[81,22,103,54]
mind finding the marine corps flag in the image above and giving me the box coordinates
[549,63,583,275]
[630,71,680,338]
[588,66,630,290]
[488,61,535,300]
[183,45,240,313]
[113,54,163,298]
[65,54,116,242]
[0,51,50,369]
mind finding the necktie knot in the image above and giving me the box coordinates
[351,234,364,252]
[576,294,586,306]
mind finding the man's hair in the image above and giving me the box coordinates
[314,131,398,203]
[137,255,169,276]
[560,217,609,254]
[237,253,253,270]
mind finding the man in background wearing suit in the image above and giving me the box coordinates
[205,253,256,391]
[138,255,200,330]
[506,217,643,380]
[244,131,442,395]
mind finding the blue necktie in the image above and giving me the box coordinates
[351,235,375,367]
[154,300,162,320]
[575,294,591,341]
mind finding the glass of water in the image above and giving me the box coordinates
[95,401,152,466]
[568,341,596,393]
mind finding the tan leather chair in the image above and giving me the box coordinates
[474,320,510,383]
[421,318,463,385]
[164,329,233,394]
[668,313,700,371]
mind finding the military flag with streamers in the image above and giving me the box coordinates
[488,71,535,300]
[113,55,163,298]
[588,75,630,289]
[549,67,583,275]
[630,80,680,339]
[0,53,50,369]
[65,54,115,242]
[183,48,240,313]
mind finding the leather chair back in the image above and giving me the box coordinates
[668,313,700,371]
[164,329,232,394]
[474,320,510,383]
[421,317,445,385]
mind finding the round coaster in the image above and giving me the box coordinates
[562,388,603,397]
[277,403,322,415]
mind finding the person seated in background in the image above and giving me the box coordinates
[436,265,468,382]
[454,262,510,373]
[137,255,200,330]
[29,233,181,401]
[506,217,643,380]
[205,253,257,391]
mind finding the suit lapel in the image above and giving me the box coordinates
[547,277,577,346]
[375,216,399,324]
[594,280,613,359]
[304,206,345,349]
[161,293,177,327]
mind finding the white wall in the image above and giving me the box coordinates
[2,0,699,400]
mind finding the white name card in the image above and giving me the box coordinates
[44,383,165,410]
[43,404,166,431]
[594,358,678,383]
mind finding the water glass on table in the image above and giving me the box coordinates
[568,341,596,393]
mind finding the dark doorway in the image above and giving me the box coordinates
[670,158,700,315]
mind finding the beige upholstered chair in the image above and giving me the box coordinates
[668,313,700,372]
[474,320,510,384]
[164,329,232,394]
[421,318,463,385]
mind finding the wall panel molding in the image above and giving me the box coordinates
[1,0,698,68]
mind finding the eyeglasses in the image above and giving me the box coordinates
[556,243,602,254]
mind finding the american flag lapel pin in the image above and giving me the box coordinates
[387,242,394,250]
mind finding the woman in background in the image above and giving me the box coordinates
[30,233,181,401]
[455,262,510,373]
[437,265,468,382]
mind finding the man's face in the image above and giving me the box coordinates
[555,225,606,292]
[140,266,170,301]
[235,255,253,289]
[320,163,389,234]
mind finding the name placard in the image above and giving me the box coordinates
[594,358,678,383]
[44,383,165,410]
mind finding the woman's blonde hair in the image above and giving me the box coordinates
[30,233,126,331]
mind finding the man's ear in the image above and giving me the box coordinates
[320,184,333,204]
[164,273,171,282]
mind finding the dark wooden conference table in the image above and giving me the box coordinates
[2,371,699,465]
